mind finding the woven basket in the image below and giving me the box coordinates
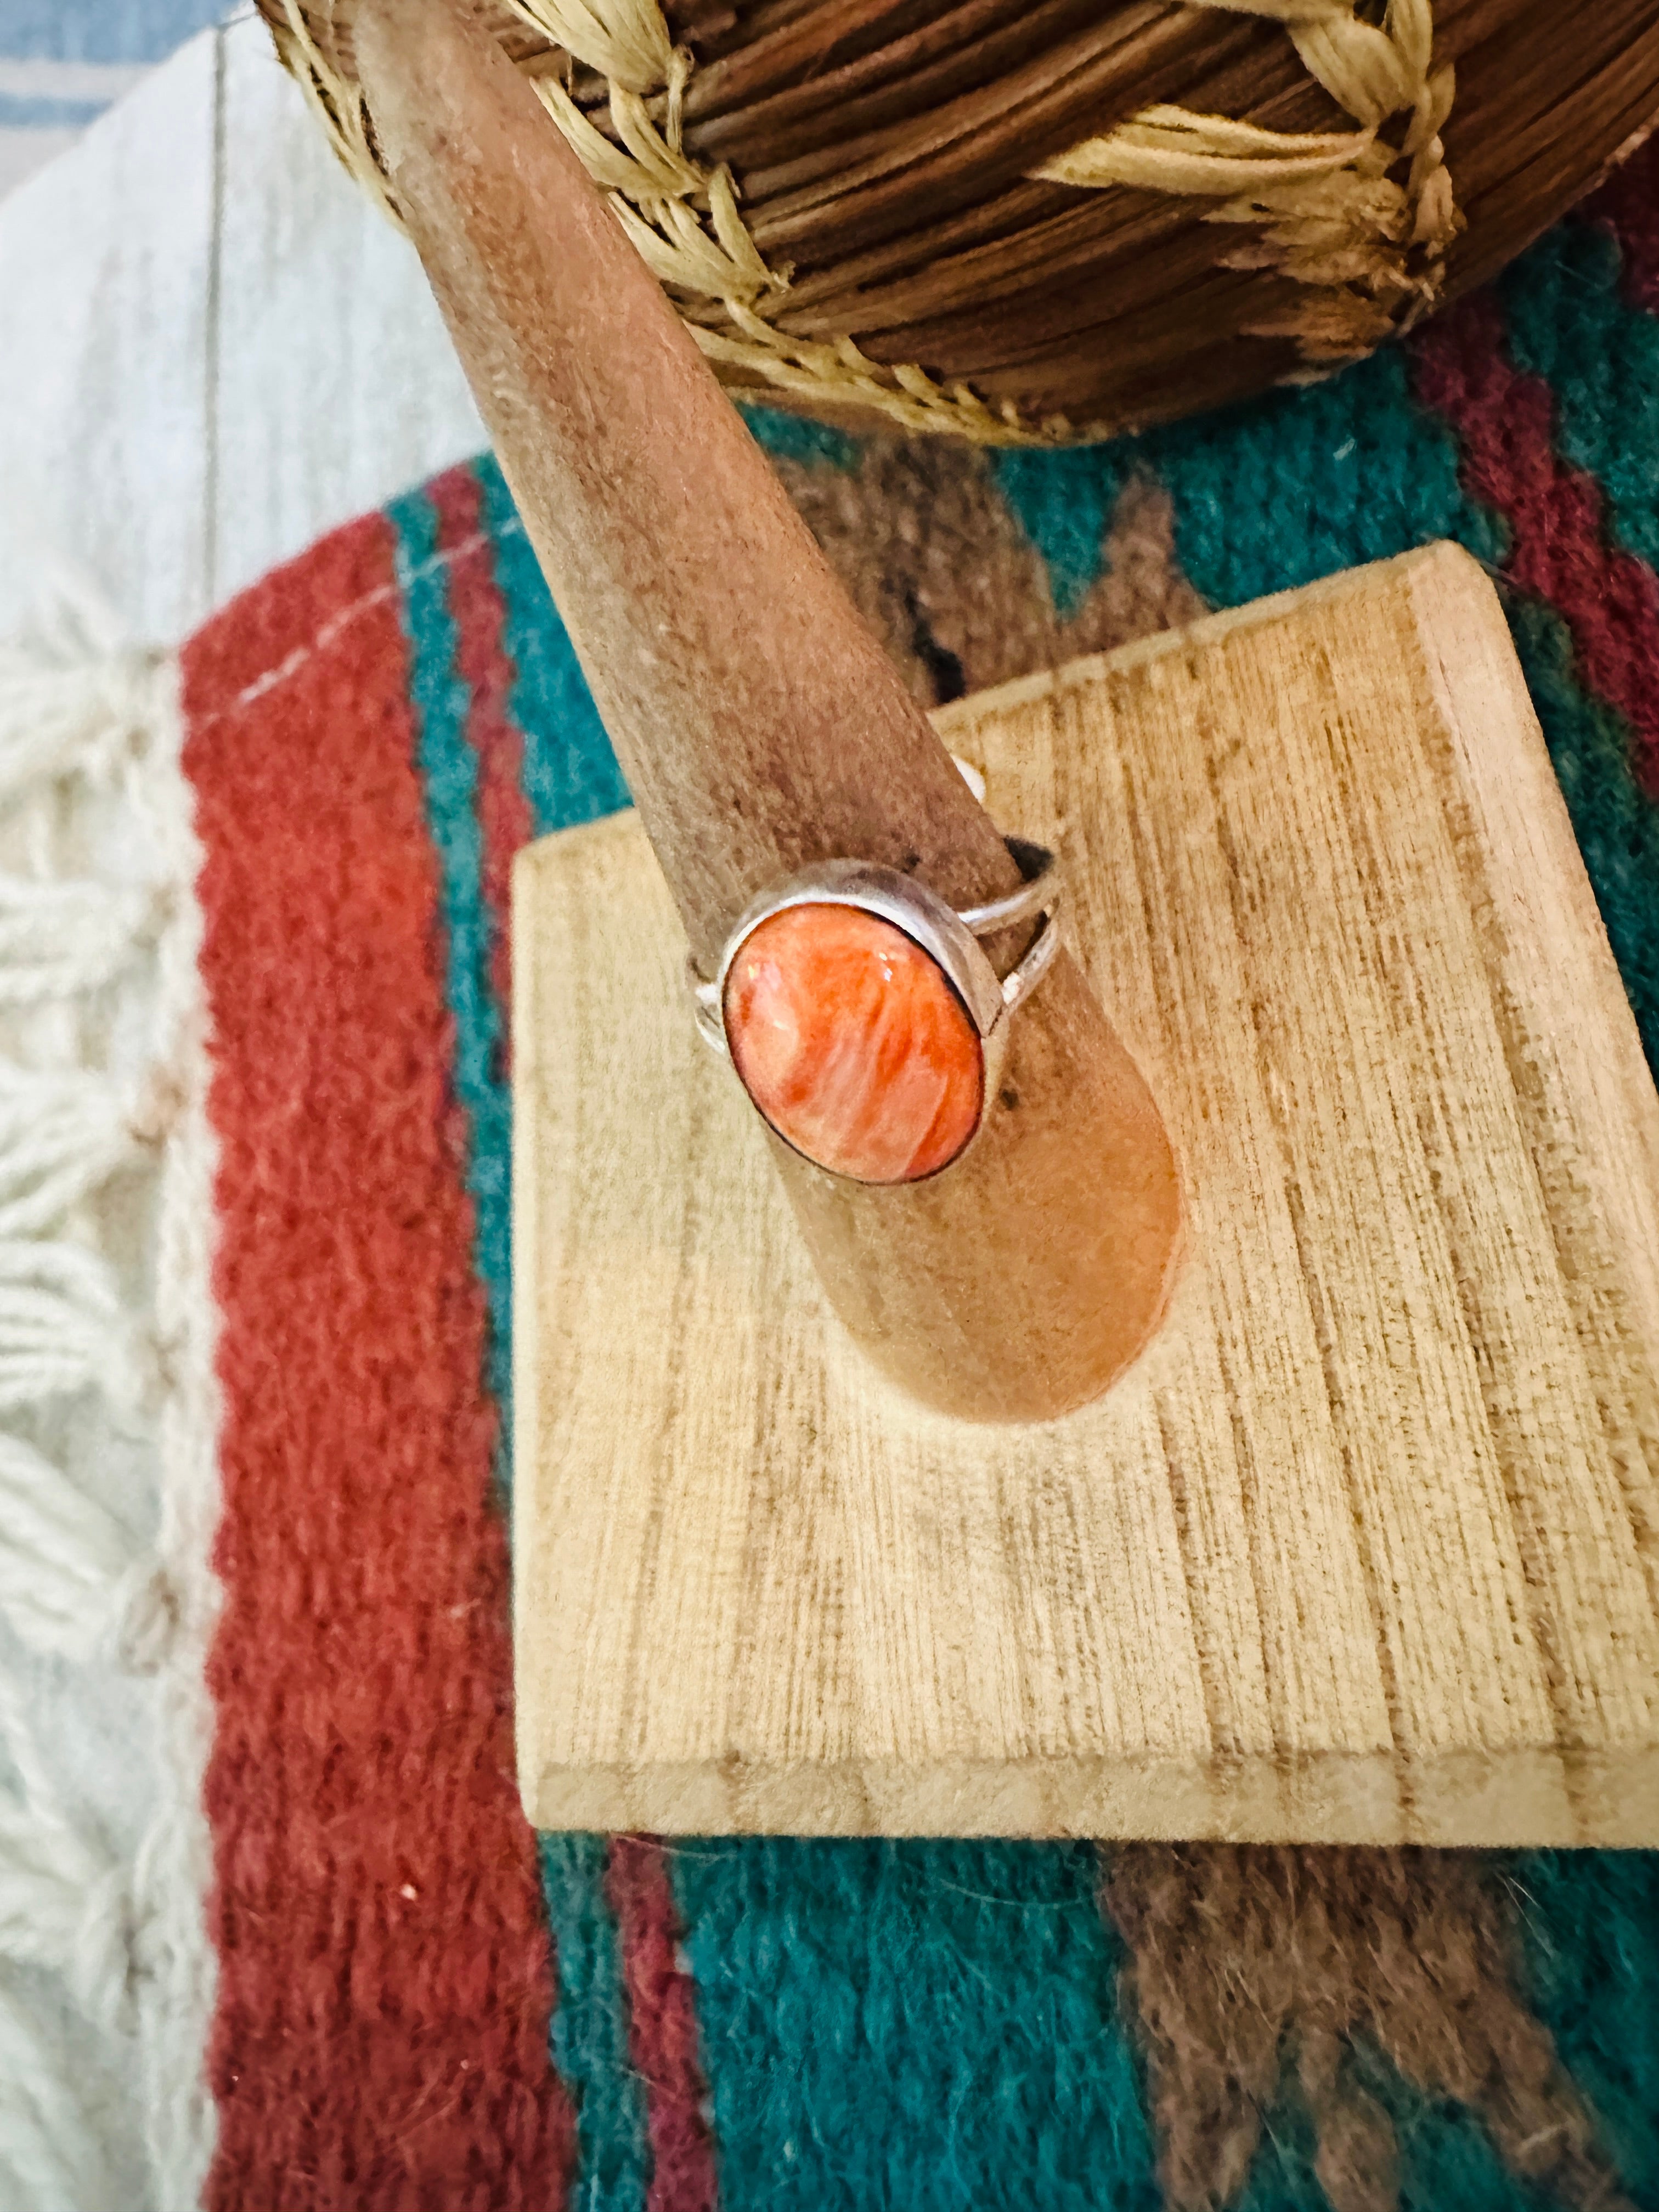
[263,0,1659,444]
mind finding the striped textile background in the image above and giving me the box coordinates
[0,0,225,197]
[177,150,1659,2211]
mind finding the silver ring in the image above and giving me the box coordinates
[687,838,1061,1185]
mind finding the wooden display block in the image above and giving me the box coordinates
[512,544,1659,1846]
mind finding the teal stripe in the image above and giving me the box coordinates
[438,468,648,2203]
[1505,595,1659,1071]
[1501,220,1659,574]
[539,1836,654,2210]
[673,1837,1159,2212]
[387,488,516,1440]
[977,350,1502,631]
[740,405,863,474]
[394,487,646,2200]
[1510,1849,1659,2207]
[1143,343,1507,606]
[475,456,630,838]
[991,446,1132,617]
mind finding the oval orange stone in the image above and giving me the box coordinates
[723,902,984,1183]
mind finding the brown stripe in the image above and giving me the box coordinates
[770,439,1204,706]
[1103,1842,1627,2212]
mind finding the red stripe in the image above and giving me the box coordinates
[183,515,575,2209]
[1581,131,1659,314]
[427,464,534,1024]
[604,1837,720,2212]
[1410,289,1659,795]
[420,466,723,2210]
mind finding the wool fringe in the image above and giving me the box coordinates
[0,588,219,2208]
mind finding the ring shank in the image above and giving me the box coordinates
[958,838,1056,935]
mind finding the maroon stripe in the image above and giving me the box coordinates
[1581,131,1659,313]
[604,1837,720,2212]
[1410,289,1659,795]
[428,463,536,1024]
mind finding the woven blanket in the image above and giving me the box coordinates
[5,142,1659,2212]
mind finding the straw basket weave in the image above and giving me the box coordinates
[263,0,1659,444]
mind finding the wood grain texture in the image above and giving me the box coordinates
[0,19,484,640]
[213,14,484,611]
[0,28,217,640]
[514,543,1659,1844]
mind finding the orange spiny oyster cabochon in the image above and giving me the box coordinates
[723,904,984,1184]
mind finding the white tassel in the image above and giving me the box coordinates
[0,1982,118,2212]
[0,877,163,1005]
[0,1065,139,1239]
[0,1240,143,1414]
[0,655,164,802]
[0,584,167,805]
[0,591,218,2206]
[0,1436,143,1663]
[0,1696,132,2034]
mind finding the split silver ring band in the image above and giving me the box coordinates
[687,838,1062,1186]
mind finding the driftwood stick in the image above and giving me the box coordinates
[351,0,1182,1419]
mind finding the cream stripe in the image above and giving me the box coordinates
[0,61,149,104]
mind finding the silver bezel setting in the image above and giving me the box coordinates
[688,839,1062,1182]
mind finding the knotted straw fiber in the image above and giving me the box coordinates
[259,0,1659,443]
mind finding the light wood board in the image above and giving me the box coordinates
[513,541,1659,1846]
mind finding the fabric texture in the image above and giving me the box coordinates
[0,1,223,201]
[170,146,1659,2211]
